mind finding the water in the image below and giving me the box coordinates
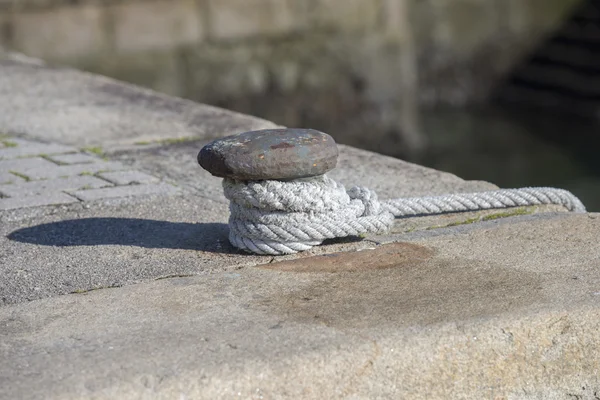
[388,107,600,212]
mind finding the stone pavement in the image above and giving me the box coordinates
[0,137,179,211]
[1,55,599,399]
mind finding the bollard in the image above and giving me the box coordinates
[198,128,339,181]
[198,128,586,256]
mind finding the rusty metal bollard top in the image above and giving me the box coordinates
[197,128,339,181]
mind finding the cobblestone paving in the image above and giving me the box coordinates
[0,137,179,210]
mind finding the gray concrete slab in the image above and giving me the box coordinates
[16,161,129,180]
[1,212,599,399]
[0,194,237,304]
[0,139,499,306]
[0,139,76,160]
[0,171,24,185]
[109,141,498,206]
[98,170,159,185]
[0,58,279,148]
[70,183,180,201]
[0,192,79,210]
[0,176,111,197]
[47,153,101,165]
[0,137,181,213]
[0,156,58,175]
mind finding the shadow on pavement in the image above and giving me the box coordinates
[7,218,239,254]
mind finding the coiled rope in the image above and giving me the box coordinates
[223,175,585,255]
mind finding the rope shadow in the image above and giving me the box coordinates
[7,218,239,254]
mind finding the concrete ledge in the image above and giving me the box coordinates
[1,212,599,399]
[0,55,279,148]
[0,56,596,399]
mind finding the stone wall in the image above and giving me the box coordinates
[0,0,583,153]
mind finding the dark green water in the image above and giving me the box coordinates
[401,107,600,212]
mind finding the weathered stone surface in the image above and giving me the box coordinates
[71,183,179,202]
[206,0,301,40]
[310,0,381,31]
[0,57,279,148]
[0,172,24,185]
[47,153,99,165]
[198,128,339,180]
[1,212,599,399]
[262,242,434,273]
[1,60,594,399]
[0,139,76,160]
[111,0,204,53]
[0,0,584,121]
[0,157,57,175]
[12,161,128,180]
[0,175,110,197]
[11,4,108,60]
[0,192,78,210]
[98,171,159,186]
[0,135,179,211]
[1,138,497,305]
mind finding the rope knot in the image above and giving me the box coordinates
[223,176,395,255]
[347,186,382,216]
[221,177,585,256]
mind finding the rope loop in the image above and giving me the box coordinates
[223,176,586,255]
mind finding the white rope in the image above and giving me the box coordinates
[222,175,586,255]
